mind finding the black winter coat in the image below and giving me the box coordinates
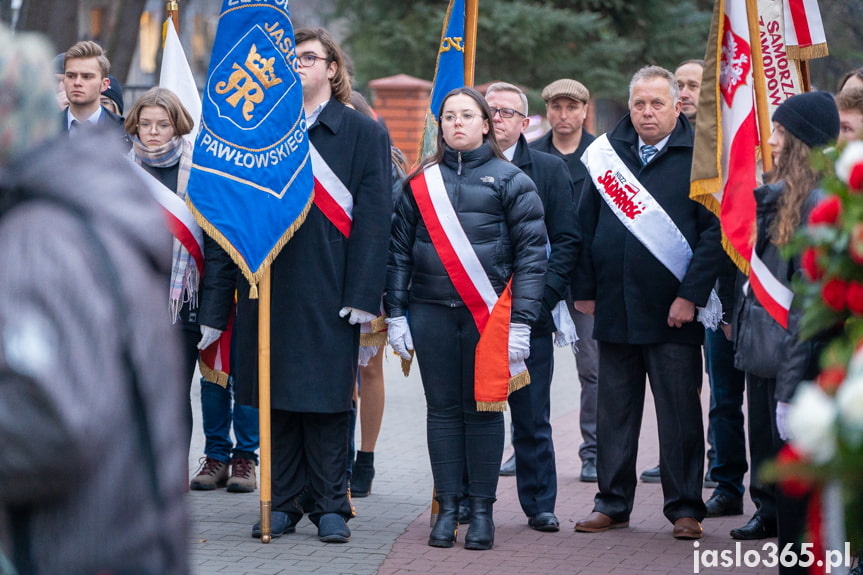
[386,142,548,327]
[732,181,826,402]
[573,114,722,345]
[223,97,392,413]
[511,136,579,335]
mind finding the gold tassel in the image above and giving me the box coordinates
[249,283,258,299]
[400,350,414,376]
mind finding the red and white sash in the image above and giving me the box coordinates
[410,164,529,412]
[748,251,793,328]
[310,143,353,237]
[582,134,722,328]
[133,160,205,274]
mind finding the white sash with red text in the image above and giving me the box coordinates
[310,143,353,237]
[410,164,528,411]
[582,134,722,328]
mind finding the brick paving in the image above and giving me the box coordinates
[188,347,776,575]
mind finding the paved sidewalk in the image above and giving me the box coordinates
[188,346,775,575]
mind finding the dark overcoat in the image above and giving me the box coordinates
[572,114,722,345]
[530,129,596,200]
[233,97,392,412]
[512,136,579,336]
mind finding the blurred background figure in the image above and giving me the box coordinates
[0,25,188,574]
[100,74,124,117]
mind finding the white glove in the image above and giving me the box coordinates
[508,323,531,363]
[776,401,792,441]
[197,325,223,350]
[339,306,377,325]
[385,316,414,361]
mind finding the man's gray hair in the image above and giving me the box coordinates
[628,65,680,105]
[485,81,529,116]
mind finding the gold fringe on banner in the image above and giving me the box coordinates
[198,360,230,388]
[786,44,829,61]
[359,331,387,347]
[187,187,314,301]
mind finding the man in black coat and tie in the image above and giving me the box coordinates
[572,66,722,540]
[484,82,579,533]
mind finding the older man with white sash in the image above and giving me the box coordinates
[572,66,722,540]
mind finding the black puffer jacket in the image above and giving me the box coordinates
[386,142,548,326]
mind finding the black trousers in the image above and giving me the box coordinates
[509,332,557,516]
[271,409,352,524]
[410,303,504,500]
[746,374,778,522]
[594,341,706,524]
[747,374,809,575]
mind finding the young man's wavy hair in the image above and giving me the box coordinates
[64,40,110,78]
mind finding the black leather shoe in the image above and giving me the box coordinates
[704,470,718,489]
[317,513,351,543]
[251,511,296,538]
[580,458,597,483]
[640,464,661,483]
[499,453,516,476]
[730,515,777,540]
[705,491,744,517]
[528,512,560,532]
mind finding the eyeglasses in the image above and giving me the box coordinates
[138,121,173,133]
[441,112,481,124]
[297,53,329,68]
[490,107,526,119]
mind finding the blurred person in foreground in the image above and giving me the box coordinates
[0,26,188,574]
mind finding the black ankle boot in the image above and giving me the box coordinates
[428,495,460,548]
[351,451,375,497]
[464,497,494,550]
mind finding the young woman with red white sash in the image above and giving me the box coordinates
[385,87,547,550]
[731,91,838,568]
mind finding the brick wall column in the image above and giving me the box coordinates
[368,74,433,168]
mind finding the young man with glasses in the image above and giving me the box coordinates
[484,82,579,533]
[221,27,392,544]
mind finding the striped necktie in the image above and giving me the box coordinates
[640,144,658,165]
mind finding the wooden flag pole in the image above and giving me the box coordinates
[746,0,773,173]
[258,269,273,543]
[464,0,478,87]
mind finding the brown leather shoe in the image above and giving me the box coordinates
[672,517,703,539]
[574,511,629,533]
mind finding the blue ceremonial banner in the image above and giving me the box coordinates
[187,0,312,289]
[420,0,465,158]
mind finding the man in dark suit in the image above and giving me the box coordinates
[484,82,579,533]
[572,66,721,540]
[60,41,127,149]
[529,79,599,483]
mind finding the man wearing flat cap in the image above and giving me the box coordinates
[529,78,599,484]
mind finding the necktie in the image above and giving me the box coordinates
[640,144,658,165]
